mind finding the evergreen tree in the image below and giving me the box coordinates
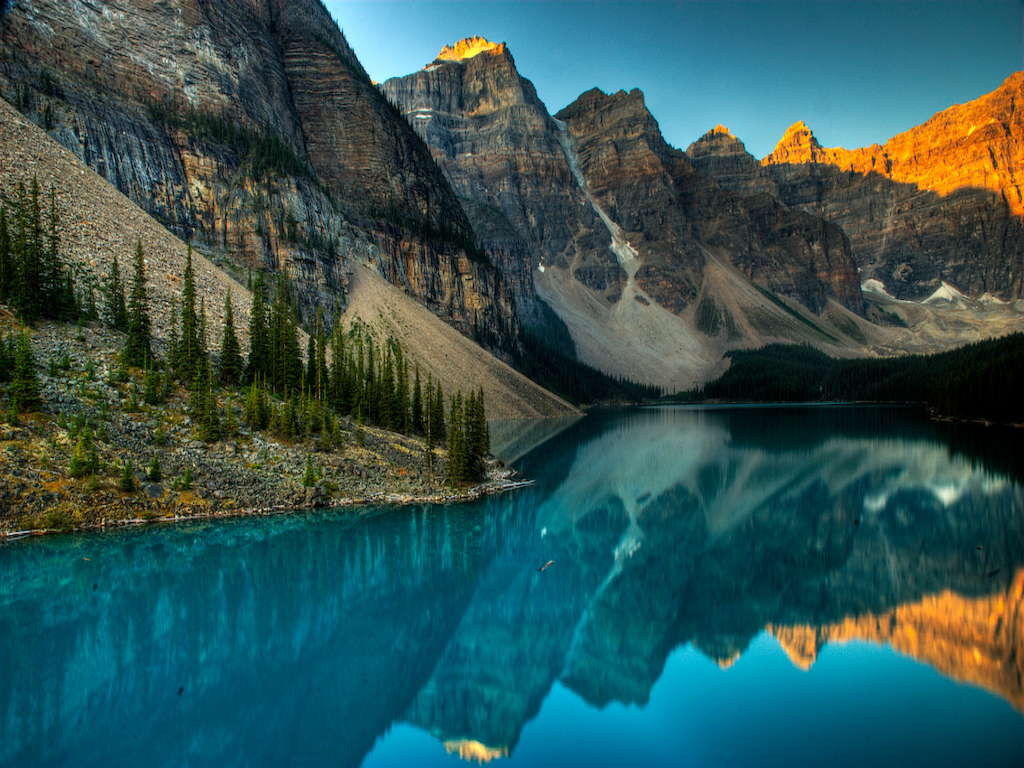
[218,287,243,385]
[465,387,490,481]
[120,457,135,492]
[446,391,466,483]
[431,380,446,445]
[412,365,423,435]
[106,254,128,331]
[177,246,201,382]
[147,452,162,482]
[0,206,10,302]
[246,272,269,383]
[10,329,41,412]
[166,298,180,374]
[123,239,153,368]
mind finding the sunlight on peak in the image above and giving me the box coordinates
[443,739,509,763]
[436,36,503,62]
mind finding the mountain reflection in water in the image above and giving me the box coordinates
[0,406,1020,767]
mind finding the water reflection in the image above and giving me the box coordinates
[0,407,1020,766]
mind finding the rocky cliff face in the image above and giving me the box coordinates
[381,41,602,321]
[757,72,1024,300]
[0,0,514,341]
[556,88,864,315]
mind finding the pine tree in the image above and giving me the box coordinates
[10,329,41,412]
[315,308,328,403]
[147,452,162,482]
[69,426,93,479]
[106,254,128,331]
[412,365,423,435]
[123,239,153,368]
[0,207,10,302]
[120,457,135,492]
[246,272,269,383]
[218,287,243,385]
[446,391,466,483]
[178,245,201,382]
[166,298,180,374]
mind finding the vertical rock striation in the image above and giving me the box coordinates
[382,41,602,320]
[0,0,515,342]
[557,88,864,315]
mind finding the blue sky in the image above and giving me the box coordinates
[327,1,1022,159]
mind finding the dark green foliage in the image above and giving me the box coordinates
[0,207,10,303]
[120,457,135,492]
[10,329,41,412]
[1,179,77,323]
[105,255,128,331]
[123,239,153,368]
[176,246,203,383]
[246,273,270,384]
[695,334,1024,423]
[218,287,243,385]
[372,201,491,265]
[143,365,164,406]
[412,365,423,435]
[69,423,101,480]
[302,455,317,487]
[446,387,490,484]
[147,98,312,181]
[147,452,162,483]
[0,331,13,383]
[244,378,272,430]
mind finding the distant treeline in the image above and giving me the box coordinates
[682,337,1024,423]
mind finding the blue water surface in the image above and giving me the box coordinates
[1,406,1022,767]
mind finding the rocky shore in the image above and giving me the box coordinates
[0,314,528,540]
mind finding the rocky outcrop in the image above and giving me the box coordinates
[0,0,515,344]
[759,72,1024,300]
[556,88,864,315]
[686,125,778,197]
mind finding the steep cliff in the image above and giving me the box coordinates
[557,88,864,317]
[0,0,514,342]
[759,72,1024,300]
[381,40,602,321]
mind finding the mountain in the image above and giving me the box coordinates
[385,42,1022,387]
[0,0,514,344]
[709,72,1024,302]
[0,75,573,421]
[383,40,953,390]
[380,37,600,325]
[4,6,1021,397]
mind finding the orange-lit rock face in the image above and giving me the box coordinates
[769,567,1024,713]
[764,73,1024,215]
[758,72,1024,300]
[444,739,509,763]
[436,36,504,62]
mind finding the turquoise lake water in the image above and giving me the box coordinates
[1,406,1022,766]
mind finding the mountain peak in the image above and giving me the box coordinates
[435,36,504,63]
[764,120,825,165]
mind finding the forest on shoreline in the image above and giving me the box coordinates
[674,336,1024,425]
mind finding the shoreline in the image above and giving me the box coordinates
[0,471,537,543]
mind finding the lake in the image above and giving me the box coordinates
[1,406,1022,767]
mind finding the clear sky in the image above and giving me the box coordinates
[326,1,1023,159]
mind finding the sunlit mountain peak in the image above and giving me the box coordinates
[436,36,504,62]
